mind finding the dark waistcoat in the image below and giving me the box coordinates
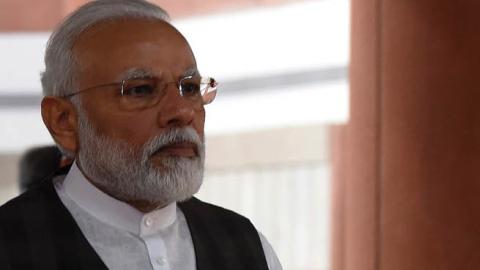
[0,173,268,270]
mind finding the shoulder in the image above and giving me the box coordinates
[0,182,58,256]
[0,181,55,221]
[0,166,70,219]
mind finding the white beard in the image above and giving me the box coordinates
[76,113,205,207]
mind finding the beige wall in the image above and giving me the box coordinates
[206,125,329,170]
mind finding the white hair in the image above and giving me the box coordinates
[41,0,170,97]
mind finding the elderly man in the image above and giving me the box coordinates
[0,1,282,269]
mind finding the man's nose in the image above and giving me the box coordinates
[156,85,196,128]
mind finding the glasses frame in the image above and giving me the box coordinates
[63,75,218,109]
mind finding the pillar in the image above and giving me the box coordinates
[332,0,480,269]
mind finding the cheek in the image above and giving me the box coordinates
[109,114,159,144]
[82,100,158,145]
[193,108,206,139]
[113,120,154,143]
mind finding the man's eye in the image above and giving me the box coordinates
[181,82,200,96]
[122,83,155,97]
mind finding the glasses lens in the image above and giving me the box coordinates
[120,78,162,110]
[201,77,217,105]
[117,76,217,110]
[179,76,202,99]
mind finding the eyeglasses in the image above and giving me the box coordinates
[64,75,218,111]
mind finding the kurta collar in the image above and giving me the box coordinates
[61,162,177,236]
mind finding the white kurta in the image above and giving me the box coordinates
[54,162,283,270]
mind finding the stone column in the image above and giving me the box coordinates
[332,0,480,269]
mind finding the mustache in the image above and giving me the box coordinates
[141,127,203,158]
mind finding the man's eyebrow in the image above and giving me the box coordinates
[182,67,199,77]
[119,68,155,81]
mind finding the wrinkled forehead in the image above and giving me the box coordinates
[119,66,199,81]
[72,18,197,84]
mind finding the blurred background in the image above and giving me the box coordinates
[0,1,350,270]
[2,1,480,270]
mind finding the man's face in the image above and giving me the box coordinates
[73,18,205,150]
[71,19,206,209]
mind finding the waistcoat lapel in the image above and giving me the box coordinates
[179,197,269,270]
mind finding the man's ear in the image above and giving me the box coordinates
[41,97,79,155]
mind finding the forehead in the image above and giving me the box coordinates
[73,18,196,84]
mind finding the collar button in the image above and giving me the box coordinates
[156,257,167,265]
[144,217,153,227]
